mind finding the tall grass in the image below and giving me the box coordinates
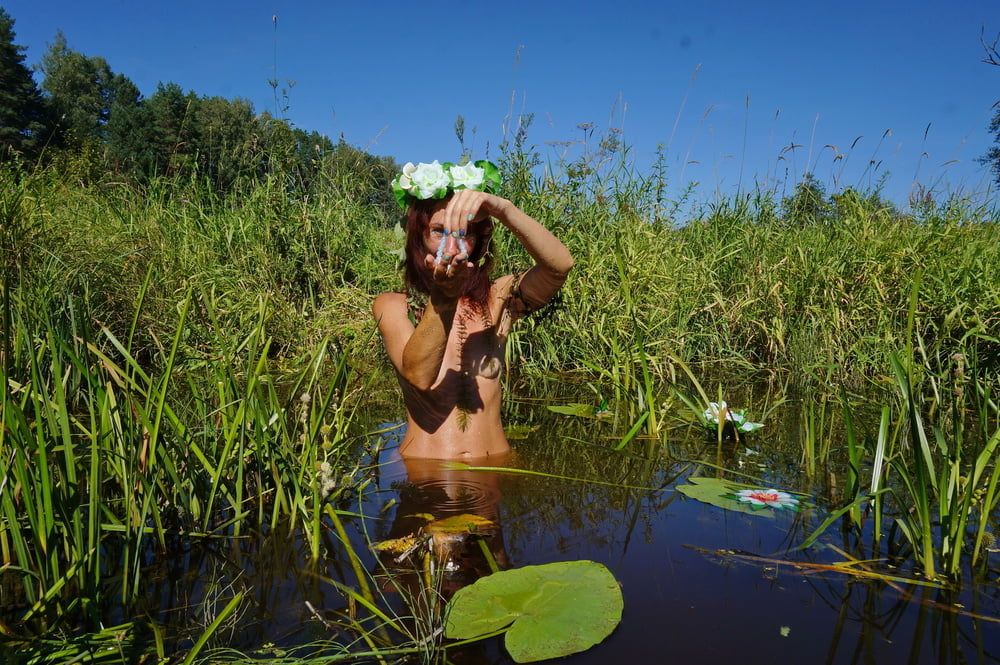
[0,167,376,659]
[0,286,361,631]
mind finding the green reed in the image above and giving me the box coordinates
[802,344,1000,581]
[885,349,1000,579]
[0,285,361,653]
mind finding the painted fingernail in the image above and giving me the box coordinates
[466,213,474,222]
[459,229,466,238]
[451,230,461,238]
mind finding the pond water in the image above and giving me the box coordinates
[122,394,1000,665]
[11,394,996,664]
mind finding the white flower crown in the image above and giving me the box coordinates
[392,160,501,210]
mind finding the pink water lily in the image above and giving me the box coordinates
[735,488,799,511]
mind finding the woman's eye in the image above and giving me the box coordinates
[432,229,444,236]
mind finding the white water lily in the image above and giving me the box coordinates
[703,401,763,432]
[735,488,798,510]
[704,401,743,425]
[408,161,450,199]
[449,162,486,190]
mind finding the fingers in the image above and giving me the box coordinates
[431,256,474,283]
[454,237,469,263]
[446,189,484,242]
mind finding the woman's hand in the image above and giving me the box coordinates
[442,190,510,242]
[423,251,476,300]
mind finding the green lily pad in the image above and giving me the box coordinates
[677,477,776,517]
[445,560,622,663]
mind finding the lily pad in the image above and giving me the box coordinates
[676,477,799,518]
[445,560,622,663]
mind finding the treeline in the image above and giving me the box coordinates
[0,8,397,212]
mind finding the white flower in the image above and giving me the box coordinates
[398,162,417,189]
[449,162,486,190]
[408,161,450,199]
[704,401,735,424]
[703,401,763,432]
[735,488,798,510]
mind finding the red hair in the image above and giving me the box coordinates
[403,197,494,304]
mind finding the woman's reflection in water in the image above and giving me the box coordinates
[382,455,511,598]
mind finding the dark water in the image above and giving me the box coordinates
[12,399,997,664]
[121,398,1000,665]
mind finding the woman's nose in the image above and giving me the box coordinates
[443,234,460,257]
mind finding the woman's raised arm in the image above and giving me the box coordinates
[443,190,574,310]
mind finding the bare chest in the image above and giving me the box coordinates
[439,301,506,382]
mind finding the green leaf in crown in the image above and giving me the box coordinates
[476,159,501,193]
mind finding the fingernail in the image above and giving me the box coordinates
[466,213,474,222]
[459,229,466,238]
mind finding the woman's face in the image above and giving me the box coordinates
[421,201,479,260]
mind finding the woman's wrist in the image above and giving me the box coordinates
[489,195,514,223]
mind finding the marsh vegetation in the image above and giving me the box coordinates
[0,84,998,663]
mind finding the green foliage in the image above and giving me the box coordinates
[0,11,399,202]
[39,31,127,149]
[546,402,604,418]
[445,561,623,663]
[491,140,1000,384]
[781,172,831,226]
[0,279,362,649]
[0,8,49,159]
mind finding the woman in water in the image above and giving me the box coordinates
[373,160,573,459]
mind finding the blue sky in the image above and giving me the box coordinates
[4,1,999,208]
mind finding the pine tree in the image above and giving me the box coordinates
[39,31,118,148]
[0,8,49,159]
